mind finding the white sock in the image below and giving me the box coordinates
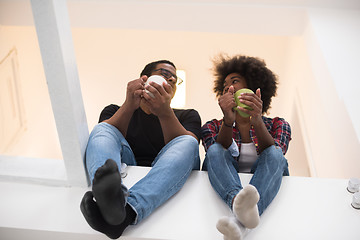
[216,216,249,240]
[232,185,260,229]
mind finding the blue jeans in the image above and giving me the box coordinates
[202,143,289,215]
[86,122,200,223]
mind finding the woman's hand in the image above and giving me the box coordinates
[236,88,263,125]
[219,86,237,125]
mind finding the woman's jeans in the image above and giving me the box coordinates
[86,122,200,224]
[202,143,289,215]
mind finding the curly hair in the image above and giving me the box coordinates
[213,54,278,114]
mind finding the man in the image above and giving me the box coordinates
[80,60,201,239]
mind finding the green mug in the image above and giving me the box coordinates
[233,88,254,117]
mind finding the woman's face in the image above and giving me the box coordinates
[222,73,248,94]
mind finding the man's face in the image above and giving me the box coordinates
[150,63,177,98]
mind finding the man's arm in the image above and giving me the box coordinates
[105,76,146,137]
[159,111,199,143]
[143,81,199,144]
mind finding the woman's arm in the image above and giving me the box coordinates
[216,86,237,148]
[237,88,274,153]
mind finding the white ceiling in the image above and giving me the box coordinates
[1,0,359,36]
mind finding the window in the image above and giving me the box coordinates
[171,70,186,108]
[0,0,89,187]
[0,49,26,153]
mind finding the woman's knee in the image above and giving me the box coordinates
[206,143,226,156]
[262,145,289,172]
[202,143,230,170]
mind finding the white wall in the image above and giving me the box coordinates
[302,9,360,178]
[1,1,359,179]
[72,29,291,130]
[308,9,360,141]
[1,3,360,240]
[276,9,360,178]
[0,25,293,163]
[0,26,63,160]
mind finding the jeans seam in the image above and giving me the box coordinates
[207,143,242,209]
[127,135,198,224]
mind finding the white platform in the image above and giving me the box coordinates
[0,166,359,240]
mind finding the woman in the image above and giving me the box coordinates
[201,54,291,240]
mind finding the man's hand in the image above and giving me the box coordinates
[124,76,146,111]
[142,81,173,118]
[104,76,146,137]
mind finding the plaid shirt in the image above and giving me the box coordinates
[201,116,291,155]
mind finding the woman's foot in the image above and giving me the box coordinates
[217,216,248,240]
[232,185,260,229]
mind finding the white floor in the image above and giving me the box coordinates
[0,166,359,240]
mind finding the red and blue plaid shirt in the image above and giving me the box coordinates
[201,116,291,155]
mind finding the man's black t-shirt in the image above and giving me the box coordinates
[99,104,201,166]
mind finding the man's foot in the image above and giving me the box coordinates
[92,159,126,225]
[80,191,128,239]
[232,185,260,229]
[217,216,248,240]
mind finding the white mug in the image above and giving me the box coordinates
[145,75,168,98]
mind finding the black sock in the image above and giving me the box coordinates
[92,159,126,225]
[80,191,136,239]
[123,204,137,228]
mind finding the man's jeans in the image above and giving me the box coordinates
[202,143,289,215]
[86,122,200,223]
